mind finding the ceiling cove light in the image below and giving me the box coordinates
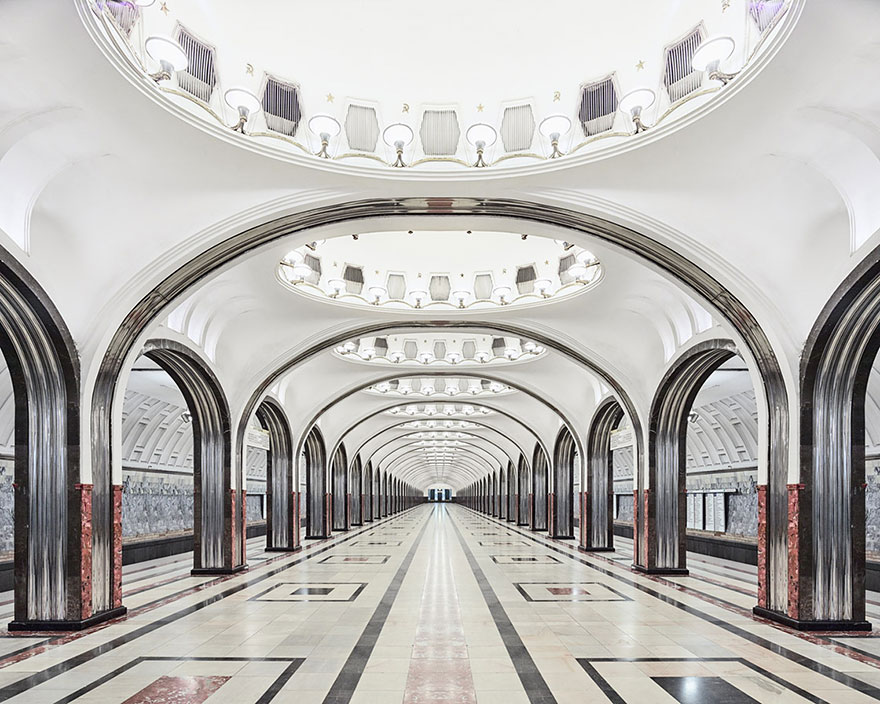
[538,115,572,159]
[144,36,188,82]
[224,89,262,134]
[308,115,342,158]
[692,36,739,85]
[383,123,415,167]
[465,124,497,168]
[618,89,656,134]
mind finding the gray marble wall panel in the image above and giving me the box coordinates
[0,460,12,555]
[616,494,634,522]
[121,471,193,539]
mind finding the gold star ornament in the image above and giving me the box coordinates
[636,60,646,71]
[326,93,334,103]
[159,1,169,14]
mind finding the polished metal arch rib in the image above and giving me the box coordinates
[91,197,787,617]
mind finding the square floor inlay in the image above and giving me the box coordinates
[479,540,529,547]
[55,656,303,704]
[578,658,822,703]
[318,554,390,564]
[514,582,631,602]
[349,540,402,547]
[249,582,367,602]
[490,554,562,564]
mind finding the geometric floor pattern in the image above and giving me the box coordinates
[0,504,879,703]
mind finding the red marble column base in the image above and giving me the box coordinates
[579,491,588,549]
[239,489,247,567]
[8,483,129,632]
[112,484,123,608]
[787,483,803,621]
[757,484,768,608]
[751,482,872,631]
[79,483,93,620]
[548,492,555,536]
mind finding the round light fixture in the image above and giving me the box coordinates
[368,285,387,304]
[618,89,656,134]
[492,285,512,304]
[327,278,346,297]
[534,278,552,297]
[144,36,188,81]
[360,347,376,360]
[410,289,428,308]
[446,351,463,365]
[388,350,405,363]
[383,124,414,167]
[539,115,572,158]
[465,124,497,167]
[452,289,470,308]
[692,36,738,84]
[291,262,313,279]
[308,115,341,158]
[474,350,491,364]
[418,351,435,365]
[224,88,262,133]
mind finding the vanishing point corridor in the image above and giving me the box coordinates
[0,504,878,703]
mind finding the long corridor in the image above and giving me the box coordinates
[0,505,878,703]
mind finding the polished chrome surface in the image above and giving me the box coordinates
[143,342,232,570]
[0,275,70,621]
[256,399,293,549]
[806,274,880,621]
[587,398,624,549]
[90,198,788,609]
[304,427,327,537]
[552,428,576,538]
[650,342,736,570]
[532,446,549,531]
[332,446,348,531]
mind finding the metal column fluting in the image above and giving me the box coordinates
[305,427,327,538]
[256,399,293,550]
[587,400,624,550]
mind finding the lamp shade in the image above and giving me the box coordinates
[224,88,261,114]
[465,123,497,147]
[539,115,572,138]
[692,36,736,71]
[618,88,656,115]
[145,36,188,71]
[383,123,414,147]
[308,114,341,137]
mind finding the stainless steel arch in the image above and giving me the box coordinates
[90,198,787,620]
[647,340,738,575]
[141,340,235,574]
[255,397,297,551]
[584,397,625,551]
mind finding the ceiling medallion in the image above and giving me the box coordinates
[91,0,790,172]
[334,334,546,367]
[279,230,601,311]
[366,377,513,398]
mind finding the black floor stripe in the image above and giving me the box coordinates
[464,507,880,699]
[0,508,419,701]
[321,506,432,704]
[448,506,557,704]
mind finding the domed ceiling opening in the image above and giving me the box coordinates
[91,0,793,171]
[334,333,546,365]
[366,377,513,398]
[279,230,600,309]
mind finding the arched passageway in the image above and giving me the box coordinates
[331,444,349,532]
[138,341,239,576]
[551,428,576,539]
[532,445,549,532]
[583,398,624,552]
[304,427,328,539]
[255,398,298,552]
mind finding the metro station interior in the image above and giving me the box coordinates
[0,0,879,701]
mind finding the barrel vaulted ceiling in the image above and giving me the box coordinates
[0,0,878,489]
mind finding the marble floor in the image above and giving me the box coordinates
[0,505,879,703]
